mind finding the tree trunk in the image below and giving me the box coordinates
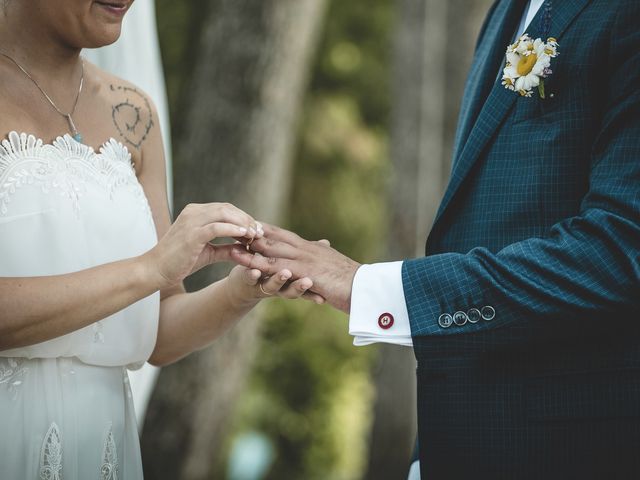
[140,1,327,479]
[364,1,494,478]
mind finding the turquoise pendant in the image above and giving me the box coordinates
[65,115,83,144]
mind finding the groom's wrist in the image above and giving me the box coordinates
[338,261,360,314]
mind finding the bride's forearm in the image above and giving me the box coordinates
[149,278,258,366]
[0,255,163,351]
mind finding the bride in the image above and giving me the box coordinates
[0,0,319,478]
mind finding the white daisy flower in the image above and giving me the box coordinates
[501,35,559,98]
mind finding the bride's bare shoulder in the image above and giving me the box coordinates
[84,60,159,154]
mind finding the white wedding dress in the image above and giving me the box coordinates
[0,131,160,479]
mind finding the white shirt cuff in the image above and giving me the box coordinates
[349,261,413,347]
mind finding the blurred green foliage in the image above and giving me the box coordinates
[155,0,393,477]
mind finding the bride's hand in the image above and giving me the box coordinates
[142,202,263,289]
[227,265,326,305]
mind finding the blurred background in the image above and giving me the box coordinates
[93,0,494,478]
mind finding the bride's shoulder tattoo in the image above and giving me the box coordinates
[109,84,154,150]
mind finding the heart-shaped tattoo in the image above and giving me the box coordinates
[110,84,154,149]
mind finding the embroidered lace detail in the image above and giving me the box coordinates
[0,357,28,399]
[101,423,119,480]
[39,422,63,480]
[0,131,151,219]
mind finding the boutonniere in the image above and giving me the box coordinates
[501,34,559,99]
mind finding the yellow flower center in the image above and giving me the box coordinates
[517,53,538,76]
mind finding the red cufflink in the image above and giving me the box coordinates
[378,312,394,330]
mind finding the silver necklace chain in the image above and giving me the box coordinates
[0,52,85,142]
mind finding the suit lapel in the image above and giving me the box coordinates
[431,0,593,229]
[452,0,528,163]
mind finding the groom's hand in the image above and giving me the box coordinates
[230,224,361,313]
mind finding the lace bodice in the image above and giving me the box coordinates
[0,131,160,368]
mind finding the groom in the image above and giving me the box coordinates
[232,0,640,477]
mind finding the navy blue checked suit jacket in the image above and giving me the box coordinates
[403,0,640,478]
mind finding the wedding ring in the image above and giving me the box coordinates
[245,236,255,252]
[259,281,273,297]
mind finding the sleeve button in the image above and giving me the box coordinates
[438,313,453,328]
[453,311,468,326]
[481,306,496,321]
[467,308,481,323]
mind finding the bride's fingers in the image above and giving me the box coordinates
[259,269,294,297]
[199,222,249,243]
[275,277,314,300]
[241,268,263,286]
[317,239,331,247]
[184,202,256,234]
